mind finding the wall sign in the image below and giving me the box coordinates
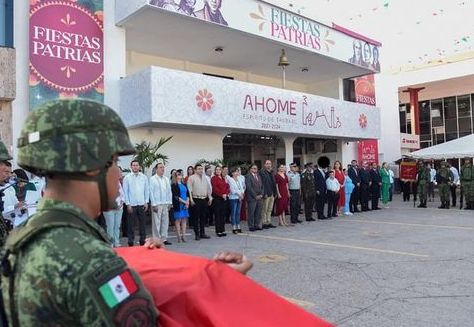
[29,0,104,109]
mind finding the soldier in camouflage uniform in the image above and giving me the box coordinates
[436,161,453,209]
[460,158,473,210]
[1,99,159,326]
[416,161,431,208]
[301,163,316,221]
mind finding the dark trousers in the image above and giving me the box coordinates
[247,198,262,229]
[127,205,146,246]
[450,185,457,206]
[304,194,315,220]
[326,191,339,217]
[402,182,411,201]
[207,201,215,226]
[315,192,326,219]
[192,198,208,236]
[213,197,226,234]
[289,190,301,223]
[360,184,370,210]
[371,184,380,209]
[350,185,360,212]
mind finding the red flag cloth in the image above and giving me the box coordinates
[116,247,333,327]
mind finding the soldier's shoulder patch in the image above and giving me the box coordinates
[114,298,155,327]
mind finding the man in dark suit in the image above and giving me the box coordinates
[245,164,264,231]
[301,163,316,221]
[314,164,329,219]
[359,161,372,211]
[369,162,382,210]
[348,160,361,213]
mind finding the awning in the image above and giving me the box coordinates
[407,134,474,160]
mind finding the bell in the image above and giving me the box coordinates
[278,49,290,67]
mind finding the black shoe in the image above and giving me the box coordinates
[249,227,256,232]
[308,218,316,221]
[233,230,238,234]
[128,243,134,247]
[163,241,172,245]
[256,227,263,231]
[268,224,277,228]
[200,234,211,239]
[221,232,227,237]
[353,209,361,213]
[318,216,327,220]
[296,220,303,223]
[262,225,270,229]
[195,235,200,241]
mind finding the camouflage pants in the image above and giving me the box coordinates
[462,182,474,203]
[417,182,427,201]
[439,183,450,202]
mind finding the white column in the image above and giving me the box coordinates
[282,135,297,169]
[104,0,126,112]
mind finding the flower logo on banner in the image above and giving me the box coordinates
[196,89,214,111]
[359,114,368,128]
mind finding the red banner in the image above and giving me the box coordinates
[358,139,379,165]
[354,74,376,106]
[400,162,417,181]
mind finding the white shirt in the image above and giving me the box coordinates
[205,175,213,193]
[26,176,45,205]
[1,184,18,214]
[450,167,460,184]
[149,174,172,206]
[326,177,341,192]
[227,175,245,200]
[123,172,150,206]
[430,168,437,182]
[388,169,394,184]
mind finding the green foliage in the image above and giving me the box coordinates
[134,136,173,170]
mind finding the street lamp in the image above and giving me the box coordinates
[278,49,289,89]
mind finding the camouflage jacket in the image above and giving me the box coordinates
[460,165,473,182]
[1,199,157,326]
[301,170,316,197]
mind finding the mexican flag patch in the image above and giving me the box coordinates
[99,270,138,308]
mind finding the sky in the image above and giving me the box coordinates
[267,0,474,73]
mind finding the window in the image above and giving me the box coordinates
[457,95,471,117]
[0,0,13,47]
[399,105,407,133]
[431,99,444,127]
[443,96,457,119]
[419,101,430,122]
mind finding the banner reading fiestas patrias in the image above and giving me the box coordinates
[29,0,104,110]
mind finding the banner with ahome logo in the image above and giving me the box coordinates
[29,0,104,110]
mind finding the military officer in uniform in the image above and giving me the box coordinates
[460,158,473,210]
[0,140,14,245]
[301,163,316,221]
[436,161,453,209]
[1,99,252,326]
[416,161,431,208]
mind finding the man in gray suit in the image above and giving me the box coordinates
[245,164,264,232]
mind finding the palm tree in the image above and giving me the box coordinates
[134,136,173,172]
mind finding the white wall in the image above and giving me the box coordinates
[375,73,401,164]
[127,127,226,174]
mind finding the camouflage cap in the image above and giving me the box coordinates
[17,99,136,175]
[0,140,12,161]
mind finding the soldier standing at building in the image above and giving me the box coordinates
[416,161,430,208]
[301,163,316,221]
[436,161,453,209]
[1,99,253,326]
[460,158,473,210]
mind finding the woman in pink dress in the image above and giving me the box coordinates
[334,161,345,216]
[275,164,291,226]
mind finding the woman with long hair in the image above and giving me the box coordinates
[333,161,345,216]
[184,165,194,185]
[275,164,291,226]
[228,167,244,233]
[171,171,190,242]
[380,162,391,208]
[211,166,230,237]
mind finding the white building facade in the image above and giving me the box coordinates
[11,0,388,171]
